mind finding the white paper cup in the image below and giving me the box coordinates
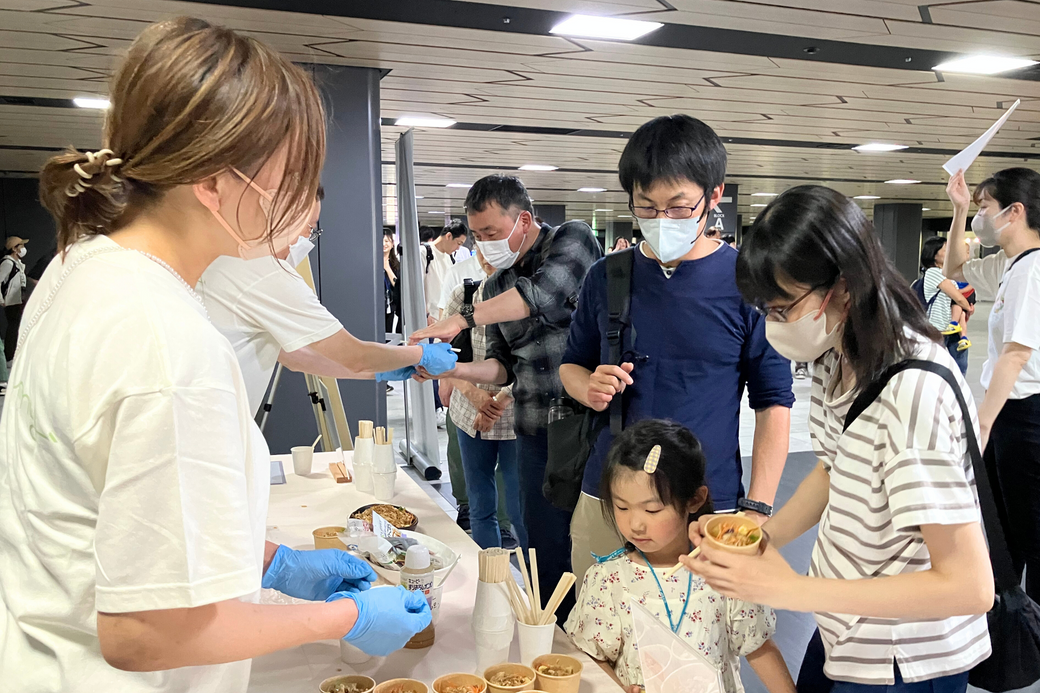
[291,446,314,476]
[354,436,374,465]
[373,470,396,501]
[372,443,396,473]
[354,463,374,495]
[339,639,371,665]
[518,617,556,666]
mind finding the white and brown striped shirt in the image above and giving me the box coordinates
[808,337,991,685]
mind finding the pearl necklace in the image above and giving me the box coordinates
[135,251,208,315]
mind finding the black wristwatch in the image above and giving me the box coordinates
[460,303,477,329]
[737,498,773,517]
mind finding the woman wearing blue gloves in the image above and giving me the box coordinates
[0,18,432,693]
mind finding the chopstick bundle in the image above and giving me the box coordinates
[478,548,511,584]
[358,420,374,439]
[374,427,387,446]
[539,572,577,626]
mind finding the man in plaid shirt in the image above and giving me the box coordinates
[411,175,602,621]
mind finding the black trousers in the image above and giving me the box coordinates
[985,393,1040,601]
[4,303,22,363]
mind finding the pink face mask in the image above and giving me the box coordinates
[209,168,311,260]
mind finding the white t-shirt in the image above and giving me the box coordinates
[0,236,270,693]
[422,243,456,317]
[197,256,342,416]
[436,255,484,314]
[966,249,1040,398]
[0,254,27,306]
[808,336,989,684]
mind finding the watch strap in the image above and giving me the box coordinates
[737,498,773,517]
[462,304,477,329]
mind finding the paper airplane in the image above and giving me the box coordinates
[943,100,1020,175]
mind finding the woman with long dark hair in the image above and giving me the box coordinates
[682,186,993,693]
[383,227,401,333]
[943,167,1040,600]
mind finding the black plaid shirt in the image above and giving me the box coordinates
[483,221,603,436]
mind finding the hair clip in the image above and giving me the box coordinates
[643,445,661,474]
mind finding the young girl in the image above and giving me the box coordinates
[565,419,795,693]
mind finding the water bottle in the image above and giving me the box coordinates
[548,397,575,425]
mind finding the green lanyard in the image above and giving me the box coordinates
[637,550,693,635]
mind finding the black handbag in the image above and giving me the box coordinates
[844,360,1040,693]
[542,248,633,511]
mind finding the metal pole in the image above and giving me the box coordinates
[258,363,284,432]
[396,129,441,480]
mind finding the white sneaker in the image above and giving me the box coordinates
[436,408,447,429]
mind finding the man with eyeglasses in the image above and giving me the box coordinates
[197,186,446,419]
[559,115,795,584]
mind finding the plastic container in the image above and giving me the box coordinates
[339,638,371,665]
[401,545,436,649]
[367,530,460,587]
[373,470,396,501]
[518,617,556,667]
[373,679,427,693]
[483,663,537,693]
[372,442,396,473]
[472,581,515,674]
[531,654,582,693]
[702,514,763,556]
[432,673,487,693]
[319,675,376,693]
[291,446,314,476]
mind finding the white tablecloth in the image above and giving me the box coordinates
[248,451,620,692]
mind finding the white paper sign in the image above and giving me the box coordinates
[943,100,1020,175]
[631,601,724,693]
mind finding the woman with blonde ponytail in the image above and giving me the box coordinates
[0,18,429,693]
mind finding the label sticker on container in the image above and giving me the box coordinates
[372,511,402,539]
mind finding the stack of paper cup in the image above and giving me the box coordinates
[372,427,397,502]
[472,580,515,674]
[354,420,375,495]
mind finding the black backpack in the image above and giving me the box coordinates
[542,248,633,511]
[911,271,939,312]
[0,257,21,304]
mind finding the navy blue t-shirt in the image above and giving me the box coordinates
[562,244,794,509]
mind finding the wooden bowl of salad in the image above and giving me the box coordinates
[432,673,487,693]
[483,663,536,692]
[703,514,763,556]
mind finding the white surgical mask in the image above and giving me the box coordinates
[17,247,26,259]
[765,291,842,363]
[476,213,524,269]
[971,205,1012,248]
[636,200,706,264]
[287,235,315,268]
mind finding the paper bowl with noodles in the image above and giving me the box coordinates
[702,515,763,556]
[350,503,419,532]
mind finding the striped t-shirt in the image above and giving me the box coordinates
[922,267,952,332]
[808,337,991,685]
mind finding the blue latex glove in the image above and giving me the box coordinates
[261,545,378,601]
[374,366,416,382]
[329,586,432,656]
[419,342,458,376]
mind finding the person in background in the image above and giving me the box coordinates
[442,248,526,550]
[722,234,737,249]
[410,174,603,620]
[687,185,993,693]
[793,362,809,380]
[560,114,793,585]
[566,420,794,693]
[419,225,436,245]
[943,167,1040,601]
[422,220,468,322]
[609,237,631,253]
[197,190,456,419]
[383,228,401,335]
[919,236,973,375]
[1,18,430,693]
[0,236,31,366]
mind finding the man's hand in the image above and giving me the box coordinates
[410,314,466,345]
[480,393,511,419]
[473,412,495,432]
[440,380,454,407]
[586,363,635,412]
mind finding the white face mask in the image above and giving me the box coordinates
[286,234,315,267]
[475,213,524,270]
[17,247,26,259]
[971,205,1012,248]
[764,292,842,363]
[636,199,706,264]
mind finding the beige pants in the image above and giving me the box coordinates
[570,492,626,587]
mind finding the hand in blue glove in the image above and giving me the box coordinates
[419,342,458,376]
[261,545,378,601]
[329,586,432,656]
[375,366,417,382]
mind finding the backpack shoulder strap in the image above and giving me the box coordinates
[844,359,1018,589]
[424,244,433,273]
[605,248,634,435]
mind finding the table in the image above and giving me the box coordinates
[249,451,620,692]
